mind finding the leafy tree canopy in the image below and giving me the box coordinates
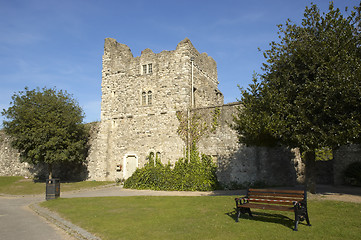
[233,2,361,192]
[2,87,89,178]
[234,2,361,152]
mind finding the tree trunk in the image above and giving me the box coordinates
[48,164,53,179]
[304,150,316,194]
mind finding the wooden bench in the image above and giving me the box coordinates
[235,188,311,231]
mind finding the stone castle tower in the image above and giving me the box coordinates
[0,38,310,186]
[87,38,224,180]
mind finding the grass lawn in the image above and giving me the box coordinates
[41,196,361,240]
[0,176,113,195]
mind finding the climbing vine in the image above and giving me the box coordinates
[211,107,221,133]
[176,107,221,153]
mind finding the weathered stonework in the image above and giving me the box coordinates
[86,38,303,186]
[0,130,31,177]
[3,38,351,187]
[87,38,224,181]
[193,104,304,186]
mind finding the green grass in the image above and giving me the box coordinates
[41,196,361,240]
[0,176,113,195]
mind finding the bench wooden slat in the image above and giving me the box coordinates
[249,192,304,198]
[248,196,304,202]
[238,203,294,211]
[247,198,295,205]
[249,188,304,194]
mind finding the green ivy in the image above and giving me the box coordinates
[124,148,220,191]
[210,107,221,133]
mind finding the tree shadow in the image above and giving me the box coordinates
[226,208,307,230]
[29,161,89,182]
[315,184,361,197]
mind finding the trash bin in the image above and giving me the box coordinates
[46,178,60,200]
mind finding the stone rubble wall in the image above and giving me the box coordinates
[194,103,304,187]
[333,144,361,185]
[0,130,32,177]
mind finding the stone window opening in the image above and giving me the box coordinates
[148,91,152,105]
[142,91,147,106]
[156,152,161,161]
[141,90,153,106]
[141,63,153,75]
[148,151,155,166]
[142,65,147,75]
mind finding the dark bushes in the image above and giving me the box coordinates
[124,150,219,191]
[344,161,361,187]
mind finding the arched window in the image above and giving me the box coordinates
[148,151,155,166]
[156,152,161,161]
[142,91,147,106]
[147,91,152,105]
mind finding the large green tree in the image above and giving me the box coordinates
[233,2,361,192]
[2,87,89,179]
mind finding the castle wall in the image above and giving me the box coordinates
[194,103,303,187]
[0,130,31,177]
[333,144,361,185]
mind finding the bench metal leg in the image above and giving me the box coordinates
[236,207,253,222]
[305,209,311,226]
[246,208,253,217]
[294,210,299,231]
[236,208,241,222]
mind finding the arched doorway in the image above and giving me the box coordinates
[123,154,138,179]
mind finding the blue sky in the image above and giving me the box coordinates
[0,0,354,125]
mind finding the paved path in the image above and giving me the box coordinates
[0,186,235,240]
[0,195,75,240]
[1,184,360,240]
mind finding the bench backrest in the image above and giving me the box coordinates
[247,188,306,206]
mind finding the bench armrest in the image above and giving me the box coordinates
[235,196,249,205]
[293,199,307,208]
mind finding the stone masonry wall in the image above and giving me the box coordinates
[333,144,361,185]
[87,38,224,181]
[0,130,32,177]
[195,103,303,187]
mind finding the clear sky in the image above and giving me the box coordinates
[0,0,354,125]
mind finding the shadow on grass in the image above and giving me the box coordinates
[315,184,361,197]
[226,208,310,230]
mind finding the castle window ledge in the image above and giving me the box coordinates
[126,115,133,118]
[160,111,167,115]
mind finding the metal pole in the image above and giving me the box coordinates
[187,109,190,161]
[191,57,194,108]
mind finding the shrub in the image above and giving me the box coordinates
[344,161,361,186]
[124,149,219,191]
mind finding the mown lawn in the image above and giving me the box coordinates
[41,196,361,240]
[0,176,113,195]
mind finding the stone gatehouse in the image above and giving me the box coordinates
[85,38,303,186]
